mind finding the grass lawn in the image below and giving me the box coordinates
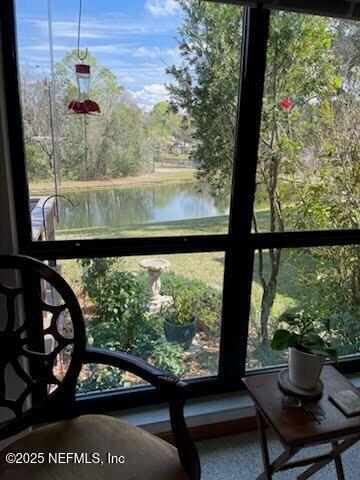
[29,170,196,195]
[56,215,229,240]
[57,206,333,372]
[34,174,356,377]
[59,211,314,340]
[161,153,190,161]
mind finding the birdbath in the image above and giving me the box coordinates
[140,258,171,314]
[140,258,170,299]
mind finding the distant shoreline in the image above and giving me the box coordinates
[29,169,196,195]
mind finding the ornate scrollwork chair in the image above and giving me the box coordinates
[0,254,200,480]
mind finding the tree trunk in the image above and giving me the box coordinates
[260,278,278,343]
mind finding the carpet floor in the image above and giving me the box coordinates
[198,430,360,479]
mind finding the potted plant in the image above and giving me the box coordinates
[159,286,197,349]
[271,310,338,390]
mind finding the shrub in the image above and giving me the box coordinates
[132,328,162,358]
[81,259,151,350]
[161,272,222,332]
[80,263,222,382]
[327,311,360,356]
[149,341,186,377]
[80,257,116,308]
[86,320,128,352]
[193,349,219,374]
[77,364,129,394]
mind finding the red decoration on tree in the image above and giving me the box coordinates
[280,98,293,112]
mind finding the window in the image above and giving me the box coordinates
[247,11,360,372]
[16,0,239,241]
[254,12,360,233]
[1,0,359,408]
[247,246,360,370]
[58,253,224,394]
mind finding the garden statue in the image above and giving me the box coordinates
[140,258,172,314]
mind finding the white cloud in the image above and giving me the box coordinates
[86,44,135,54]
[132,46,178,59]
[133,83,168,109]
[29,20,108,39]
[146,0,180,17]
[25,43,160,57]
[25,43,69,52]
[120,75,137,85]
[28,18,169,40]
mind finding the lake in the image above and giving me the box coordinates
[58,182,231,234]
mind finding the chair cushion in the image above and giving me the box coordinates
[0,414,188,480]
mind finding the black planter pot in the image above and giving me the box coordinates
[164,318,197,349]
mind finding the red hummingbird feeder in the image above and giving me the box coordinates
[68,64,100,115]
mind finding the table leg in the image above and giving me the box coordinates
[297,434,360,480]
[332,441,345,480]
[256,409,272,480]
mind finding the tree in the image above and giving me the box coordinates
[22,50,156,181]
[167,1,242,194]
[20,49,155,181]
[289,20,360,345]
[168,2,345,342]
[56,50,122,179]
[110,103,155,177]
[149,101,192,161]
[255,13,340,341]
[20,72,54,180]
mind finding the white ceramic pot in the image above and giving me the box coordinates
[289,347,324,390]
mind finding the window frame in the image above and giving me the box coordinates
[1,0,359,411]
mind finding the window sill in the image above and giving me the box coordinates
[113,373,360,440]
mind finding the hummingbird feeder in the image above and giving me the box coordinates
[68,64,100,115]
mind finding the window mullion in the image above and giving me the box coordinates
[219,5,270,386]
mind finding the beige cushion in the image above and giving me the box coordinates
[0,414,187,479]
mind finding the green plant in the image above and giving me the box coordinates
[80,257,116,306]
[193,349,219,374]
[160,273,222,330]
[81,260,151,350]
[271,310,338,360]
[326,311,360,356]
[152,280,197,327]
[87,320,127,352]
[149,341,186,378]
[128,325,163,359]
[77,364,129,394]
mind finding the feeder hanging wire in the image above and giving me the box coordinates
[77,0,88,61]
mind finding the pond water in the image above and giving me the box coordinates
[58,182,231,232]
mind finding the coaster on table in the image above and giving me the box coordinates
[329,389,360,417]
[278,369,324,401]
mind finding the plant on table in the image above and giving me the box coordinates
[271,309,338,390]
[271,310,338,360]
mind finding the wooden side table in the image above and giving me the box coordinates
[243,366,360,479]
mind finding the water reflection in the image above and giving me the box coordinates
[58,182,230,231]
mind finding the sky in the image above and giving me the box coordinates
[15,0,183,109]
